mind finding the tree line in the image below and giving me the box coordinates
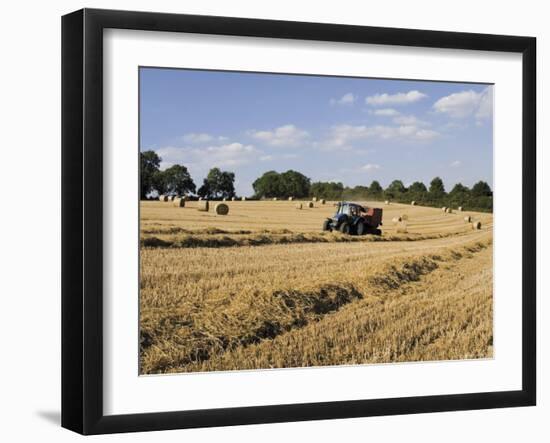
[141,151,236,199]
[251,171,492,212]
[141,150,493,212]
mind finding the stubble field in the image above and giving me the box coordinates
[140,200,493,374]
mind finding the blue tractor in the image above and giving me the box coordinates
[322,202,383,235]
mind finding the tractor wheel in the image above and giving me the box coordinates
[356,222,366,236]
[339,222,350,235]
[322,219,331,232]
[371,228,382,236]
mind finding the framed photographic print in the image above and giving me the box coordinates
[62,8,536,435]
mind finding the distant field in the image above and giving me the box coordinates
[140,200,493,374]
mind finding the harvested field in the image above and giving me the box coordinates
[140,200,493,374]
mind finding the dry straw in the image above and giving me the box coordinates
[401,214,409,221]
[215,203,229,215]
[197,200,209,212]
[396,222,408,233]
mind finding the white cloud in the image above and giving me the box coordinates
[156,142,258,171]
[475,87,493,121]
[433,90,479,118]
[330,92,356,106]
[372,108,400,116]
[247,124,309,147]
[322,123,439,150]
[392,115,429,126]
[361,163,381,171]
[433,87,493,122]
[282,153,300,159]
[181,133,228,144]
[451,160,462,168]
[260,155,273,161]
[414,129,439,141]
[366,90,427,106]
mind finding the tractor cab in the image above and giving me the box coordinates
[323,201,383,236]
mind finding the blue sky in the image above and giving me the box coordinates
[140,68,493,196]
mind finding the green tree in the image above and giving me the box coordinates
[280,170,311,198]
[342,185,369,201]
[253,170,310,198]
[311,181,344,200]
[450,183,470,196]
[386,179,407,194]
[161,164,196,196]
[197,179,211,198]
[140,150,161,199]
[252,171,282,198]
[471,181,492,197]
[409,181,428,194]
[368,180,383,196]
[198,167,236,199]
[429,176,446,198]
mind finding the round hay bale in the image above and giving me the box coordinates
[273,197,278,201]
[288,197,294,201]
[307,201,314,208]
[463,215,471,223]
[312,197,317,202]
[295,203,303,210]
[241,196,246,201]
[222,197,227,201]
[401,214,409,221]
[173,197,185,207]
[392,216,402,224]
[198,197,203,201]
[215,203,229,215]
[446,208,453,214]
[197,200,209,212]
[442,206,447,212]
[231,197,236,201]
[385,200,390,205]
[411,201,416,206]
[396,222,408,233]
[320,199,326,204]
[472,221,482,230]
[458,206,463,211]
[158,195,165,202]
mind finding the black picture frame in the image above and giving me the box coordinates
[62,8,536,435]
